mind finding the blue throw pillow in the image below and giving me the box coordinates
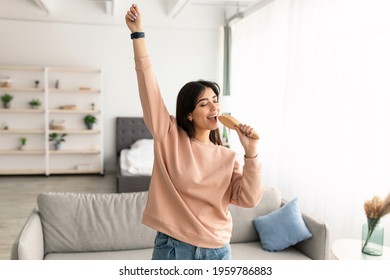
[252,198,312,252]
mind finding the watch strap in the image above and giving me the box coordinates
[130,32,145,39]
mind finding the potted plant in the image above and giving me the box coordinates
[84,114,97,130]
[1,93,13,108]
[29,99,42,109]
[49,133,67,150]
[20,137,27,150]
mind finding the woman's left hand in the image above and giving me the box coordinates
[234,123,259,158]
[125,3,143,33]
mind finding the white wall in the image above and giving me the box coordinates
[0,1,225,171]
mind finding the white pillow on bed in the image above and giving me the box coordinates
[120,139,154,175]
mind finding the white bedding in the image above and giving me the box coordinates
[120,139,154,176]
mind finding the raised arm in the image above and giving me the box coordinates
[125,4,148,58]
[125,4,171,139]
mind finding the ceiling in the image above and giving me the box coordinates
[29,0,262,18]
[31,0,118,16]
[168,0,261,18]
[0,0,267,27]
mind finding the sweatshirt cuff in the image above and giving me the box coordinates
[243,156,261,171]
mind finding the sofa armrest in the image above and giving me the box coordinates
[294,211,330,260]
[11,209,44,260]
[280,200,330,260]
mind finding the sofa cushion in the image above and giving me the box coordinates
[231,242,311,260]
[44,248,154,260]
[43,244,311,260]
[252,198,312,252]
[37,192,156,254]
[229,187,281,243]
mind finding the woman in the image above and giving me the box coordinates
[125,4,263,260]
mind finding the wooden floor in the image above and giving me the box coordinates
[0,172,116,260]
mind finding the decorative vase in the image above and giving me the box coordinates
[4,102,10,109]
[54,143,61,151]
[361,218,384,256]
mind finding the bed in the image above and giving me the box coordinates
[116,117,152,193]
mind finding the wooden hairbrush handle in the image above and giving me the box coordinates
[218,114,260,140]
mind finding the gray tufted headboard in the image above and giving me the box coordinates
[116,117,152,156]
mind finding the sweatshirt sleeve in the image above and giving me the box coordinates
[134,56,172,140]
[230,157,263,208]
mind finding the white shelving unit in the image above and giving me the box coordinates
[0,65,104,175]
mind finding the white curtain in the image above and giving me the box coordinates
[229,0,390,246]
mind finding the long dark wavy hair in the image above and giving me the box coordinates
[176,80,222,146]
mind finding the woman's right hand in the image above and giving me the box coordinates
[125,3,143,33]
[234,123,259,159]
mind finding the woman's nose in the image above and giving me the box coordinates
[210,102,218,111]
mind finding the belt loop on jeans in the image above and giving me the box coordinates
[194,246,201,260]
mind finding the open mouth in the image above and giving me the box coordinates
[207,115,218,123]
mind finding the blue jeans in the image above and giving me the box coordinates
[151,232,231,260]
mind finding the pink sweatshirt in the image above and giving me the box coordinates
[135,56,263,248]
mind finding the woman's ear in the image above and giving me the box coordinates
[188,114,193,122]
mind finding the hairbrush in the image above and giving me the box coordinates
[218,114,260,140]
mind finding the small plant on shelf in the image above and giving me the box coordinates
[1,93,13,109]
[29,99,42,109]
[49,133,67,150]
[19,137,27,150]
[84,114,97,130]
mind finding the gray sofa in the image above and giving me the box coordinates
[11,188,330,260]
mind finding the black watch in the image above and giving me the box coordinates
[131,32,145,39]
